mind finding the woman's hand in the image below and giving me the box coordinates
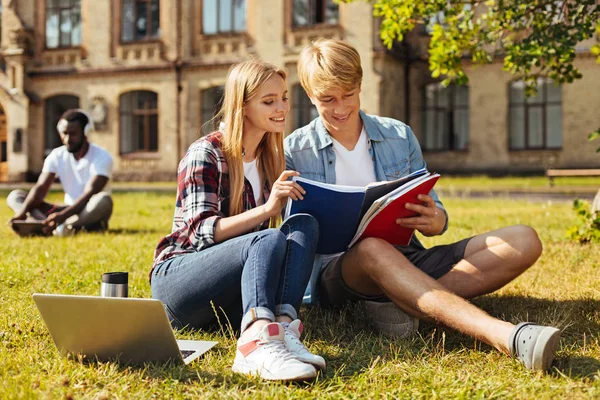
[263,170,306,217]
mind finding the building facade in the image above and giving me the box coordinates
[0,0,598,182]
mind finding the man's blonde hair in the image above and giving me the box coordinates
[297,39,363,97]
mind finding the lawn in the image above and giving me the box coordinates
[1,190,599,399]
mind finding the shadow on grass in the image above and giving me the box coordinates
[301,295,600,380]
[107,228,165,235]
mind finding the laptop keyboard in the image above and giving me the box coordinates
[181,350,195,358]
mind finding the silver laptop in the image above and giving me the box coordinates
[33,294,217,365]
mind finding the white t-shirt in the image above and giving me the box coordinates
[331,127,377,187]
[243,159,262,205]
[42,143,113,205]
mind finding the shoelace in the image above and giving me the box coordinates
[257,339,296,362]
[284,329,309,352]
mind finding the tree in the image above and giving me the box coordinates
[340,0,600,146]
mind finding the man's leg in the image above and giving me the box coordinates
[6,189,62,220]
[338,237,515,353]
[66,192,113,230]
[437,225,542,298]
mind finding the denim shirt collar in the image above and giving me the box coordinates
[314,110,384,150]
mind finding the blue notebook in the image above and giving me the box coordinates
[284,169,430,254]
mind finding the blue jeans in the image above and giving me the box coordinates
[151,214,319,333]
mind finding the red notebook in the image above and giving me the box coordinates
[349,174,440,247]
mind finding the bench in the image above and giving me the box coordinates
[546,168,600,186]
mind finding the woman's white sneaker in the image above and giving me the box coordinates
[232,322,317,381]
[281,320,326,370]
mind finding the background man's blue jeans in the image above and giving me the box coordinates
[151,214,319,332]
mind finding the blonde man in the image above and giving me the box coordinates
[284,39,560,372]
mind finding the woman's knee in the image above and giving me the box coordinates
[281,213,319,236]
[255,228,287,251]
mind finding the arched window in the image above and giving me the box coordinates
[421,83,469,151]
[293,85,318,130]
[119,91,158,154]
[201,86,224,135]
[46,0,82,48]
[44,94,80,155]
[122,0,160,42]
[509,79,562,150]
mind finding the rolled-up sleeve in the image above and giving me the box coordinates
[406,126,449,234]
[176,143,224,250]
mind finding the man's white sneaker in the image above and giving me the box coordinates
[363,300,419,339]
[281,320,326,370]
[232,322,317,381]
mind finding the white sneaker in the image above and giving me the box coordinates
[232,322,317,381]
[281,320,326,370]
[53,224,75,237]
[363,301,419,339]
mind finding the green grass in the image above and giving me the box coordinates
[436,176,600,194]
[1,191,599,399]
[6,175,600,195]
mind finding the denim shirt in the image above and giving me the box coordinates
[284,110,449,304]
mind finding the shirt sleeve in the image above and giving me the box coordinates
[177,143,224,250]
[406,125,449,234]
[91,152,113,179]
[284,141,295,171]
[41,149,59,175]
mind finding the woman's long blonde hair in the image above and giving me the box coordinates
[216,59,287,227]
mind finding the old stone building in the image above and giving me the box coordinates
[0,0,598,182]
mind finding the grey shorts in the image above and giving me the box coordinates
[318,237,472,308]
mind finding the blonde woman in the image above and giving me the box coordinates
[150,60,324,381]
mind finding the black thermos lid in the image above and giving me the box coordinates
[102,272,128,284]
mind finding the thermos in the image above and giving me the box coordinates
[100,272,128,297]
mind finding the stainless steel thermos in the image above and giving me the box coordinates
[100,272,128,298]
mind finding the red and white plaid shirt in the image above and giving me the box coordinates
[152,132,269,276]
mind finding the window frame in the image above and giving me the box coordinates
[119,91,159,155]
[292,85,318,130]
[121,0,160,43]
[201,0,247,36]
[421,83,470,152]
[45,0,82,49]
[200,86,225,135]
[508,79,563,151]
[291,0,340,28]
[43,94,80,156]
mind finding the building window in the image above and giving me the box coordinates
[293,85,318,129]
[119,91,158,154]
[421,83,469,151]
[122,0,160,42]
[202,0,246,35]
[46,0,82,49]
[509,80,562,150]
[201,86,224,135]
[292,0,339,27]
[44,95,80,155]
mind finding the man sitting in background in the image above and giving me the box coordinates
[7,109,113,236]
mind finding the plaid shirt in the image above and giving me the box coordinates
[152,132,270,274]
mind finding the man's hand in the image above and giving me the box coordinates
[396,194,446,237]
[42,212,67,234]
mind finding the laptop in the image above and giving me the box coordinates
[11,220,48,237]
[32,294,217,365]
